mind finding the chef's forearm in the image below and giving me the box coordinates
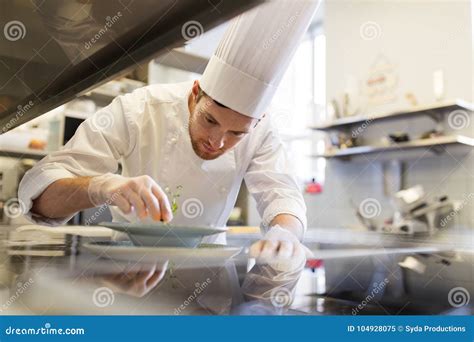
[31,177,95,219]
[269,214,304,240]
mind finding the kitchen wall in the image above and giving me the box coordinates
[148,1,474,231]
[305,0,474,230]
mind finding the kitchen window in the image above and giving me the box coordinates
[271,24,326,185]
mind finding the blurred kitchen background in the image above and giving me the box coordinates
[0,0,472,316]
[2,0,473,232]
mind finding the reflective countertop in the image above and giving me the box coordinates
[0,225,472,315]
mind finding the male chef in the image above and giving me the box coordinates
[18,1,318,289]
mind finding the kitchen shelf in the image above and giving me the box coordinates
[79,80,146,106]
[311,135,474,160]
[0,147,49,160]
[80,89,117,106]
[153,48,210,74]
[310,99,473,131]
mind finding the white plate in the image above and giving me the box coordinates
[98,222,227,248]
[83,241,243,268]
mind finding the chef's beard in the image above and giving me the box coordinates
[190,139,222,160]
[188,121,225,161]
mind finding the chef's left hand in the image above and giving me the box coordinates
[249,225,313,273]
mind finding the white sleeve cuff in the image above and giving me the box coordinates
[260,198,307,233]
[18,168,77,226]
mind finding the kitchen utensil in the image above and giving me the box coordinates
[388,132,410,143]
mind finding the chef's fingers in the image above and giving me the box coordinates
[259,240,279,260]
[124,188,147,219]
[110,194,132,214]
[145,264,158,280]
[156,185,173,222]
[146,270,165,289]
[249,240,264,258]
[292,243,306,262]
[140,190,161,221]
[151,185,173,222]
[135,265,157,284]
[123,270,141,282]
[148,261,168,286]
[132,266,163,297]
[277,241,294,259]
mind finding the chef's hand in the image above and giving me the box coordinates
[88,173,173,222]
[100,262,168,298]
[249,225,313,273]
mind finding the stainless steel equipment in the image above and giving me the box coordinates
[356,185,456,235]
[0,0,262,132]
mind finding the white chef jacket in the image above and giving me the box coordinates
[18,81,306,243]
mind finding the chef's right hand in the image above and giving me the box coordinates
[99,262,168,298]
[88,173,173,222]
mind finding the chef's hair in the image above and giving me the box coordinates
[196,85,228,109]
[196,85,262,127]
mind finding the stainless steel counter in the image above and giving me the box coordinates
[229,227,474,315]
[0,225,472,315]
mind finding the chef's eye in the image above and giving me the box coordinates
[205,116,217,125]
[232,131,245,137]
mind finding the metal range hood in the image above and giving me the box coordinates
[0,0,262,133]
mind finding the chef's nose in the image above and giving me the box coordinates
[208,132,224,150]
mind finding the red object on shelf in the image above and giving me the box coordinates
[306,259,324,269]
[305,178,322,194]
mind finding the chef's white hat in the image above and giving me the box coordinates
[200,1,319,119]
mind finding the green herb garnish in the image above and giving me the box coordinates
[165,185,183,215]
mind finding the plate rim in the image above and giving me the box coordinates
[83,241,243,256]
[82,241,244,260]
[98,222,228,236]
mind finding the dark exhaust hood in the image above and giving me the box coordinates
[0,0,261,133]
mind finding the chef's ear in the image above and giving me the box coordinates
[192,80,200,99]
